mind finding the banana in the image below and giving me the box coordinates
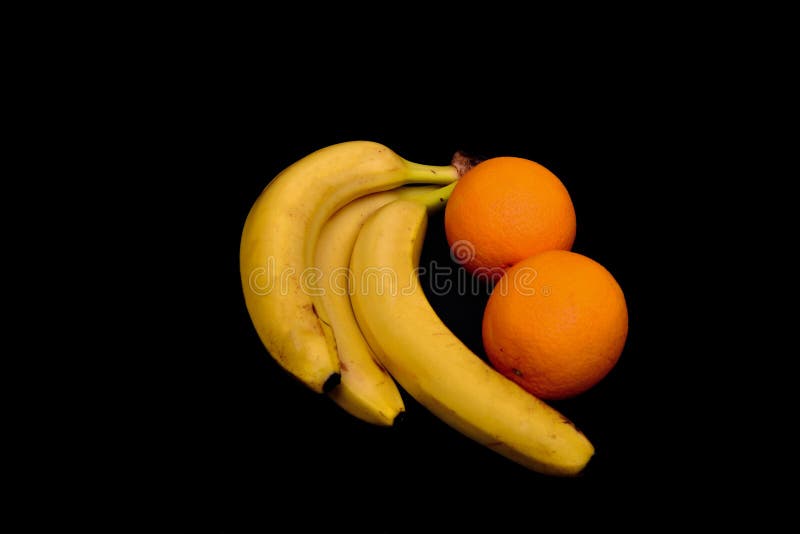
[315,191,405,425]
[240,141,458,393]
[315,186,444,425]
[349,187,595,475]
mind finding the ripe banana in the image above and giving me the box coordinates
[349,188,595,475]
[316,186,447,425]
[240,141,458,393]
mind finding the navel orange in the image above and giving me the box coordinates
[482,250,628,400]
[444,157,576,279]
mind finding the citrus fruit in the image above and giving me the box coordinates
[482,250,628,400]
[444,157,576,278]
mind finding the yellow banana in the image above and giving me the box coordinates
[240,141,457,393]
[316,186,444,425]
[349,186,595,475]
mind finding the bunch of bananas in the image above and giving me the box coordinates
[240,141,593,476]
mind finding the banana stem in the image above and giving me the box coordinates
[403,160,459,183]
[400,182,457,213]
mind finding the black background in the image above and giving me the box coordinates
[5,16,795,533]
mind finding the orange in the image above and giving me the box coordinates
[482,250,628,400]
[444,157,576,279]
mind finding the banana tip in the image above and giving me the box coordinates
[322,373,341,393]
[391,411,407,428]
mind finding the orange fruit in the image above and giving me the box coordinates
[444,157,576,278]
[482,250,628,400]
